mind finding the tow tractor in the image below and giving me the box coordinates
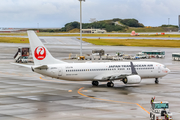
[150,101,172,120]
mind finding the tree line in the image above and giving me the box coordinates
[59,18,144,32]
[38,18,144,32]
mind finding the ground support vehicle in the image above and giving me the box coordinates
[150,101,172,120]
[142,50,165,58]
[78,56,85,60]
[172,53,180,61]
[85,55,92,60]
[112,56,123,60]
[123,55,131,59]
[14,47,32,63]
[136,52,150,59]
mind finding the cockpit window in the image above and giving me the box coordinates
[164,65,166,68]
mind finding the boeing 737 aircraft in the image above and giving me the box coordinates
[13,31,170,87]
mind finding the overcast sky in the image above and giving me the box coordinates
[0,0,180,28]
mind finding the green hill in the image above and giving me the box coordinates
[39,18,178,33]
[57,18,144,32]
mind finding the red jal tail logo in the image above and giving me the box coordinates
[34,46,46,60]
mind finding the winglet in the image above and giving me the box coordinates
[130,62,138,75]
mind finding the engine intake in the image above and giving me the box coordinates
[123,75,141,84]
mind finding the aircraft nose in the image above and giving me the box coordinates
[167,68,171,74]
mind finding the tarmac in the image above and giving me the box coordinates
[0,37,180,120]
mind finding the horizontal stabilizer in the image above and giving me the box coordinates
[11,63,32,68]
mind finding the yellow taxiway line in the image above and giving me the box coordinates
[78,87,150,114]
[0,72,150,114]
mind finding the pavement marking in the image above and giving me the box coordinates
[0,72,150,114]
[39,77,59,82]
[68,90,72,92]
[136,103,150,114]
[39,77,75,83]
[78,87,150,114]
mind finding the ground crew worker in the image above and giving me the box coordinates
[164,113,169,120]
[150,97,155,105]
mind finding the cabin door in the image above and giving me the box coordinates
[58,68,63,76]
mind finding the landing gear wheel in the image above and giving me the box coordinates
[92,81,99,86]
[107,82,114,87]
[153,115,155,120]
[123,78,128,84]
[155,78,159,84]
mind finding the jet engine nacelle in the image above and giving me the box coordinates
[123,75,141,84]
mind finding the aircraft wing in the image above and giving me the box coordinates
[93,62,138,81]
[11,62,32,68]
[94,73,130,81]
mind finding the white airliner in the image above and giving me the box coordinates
[13,31,170,87]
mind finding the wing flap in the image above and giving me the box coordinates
[94,73,130,81]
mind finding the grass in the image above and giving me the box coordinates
[1,32,180,38]
[0,37,29,43]
[81,38,180,48]
[1,35,179,48]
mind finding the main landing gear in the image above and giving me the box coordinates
[107,81,114,87]
[92,81,114,87]
[92,81,99,86]
[155,78,159,84]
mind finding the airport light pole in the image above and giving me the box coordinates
[37,23,39,32]
[79,0,85,56]
[168,18,170,32]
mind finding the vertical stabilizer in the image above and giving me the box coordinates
[27,30,66,65]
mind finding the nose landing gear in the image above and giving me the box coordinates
[155,78,159,84]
